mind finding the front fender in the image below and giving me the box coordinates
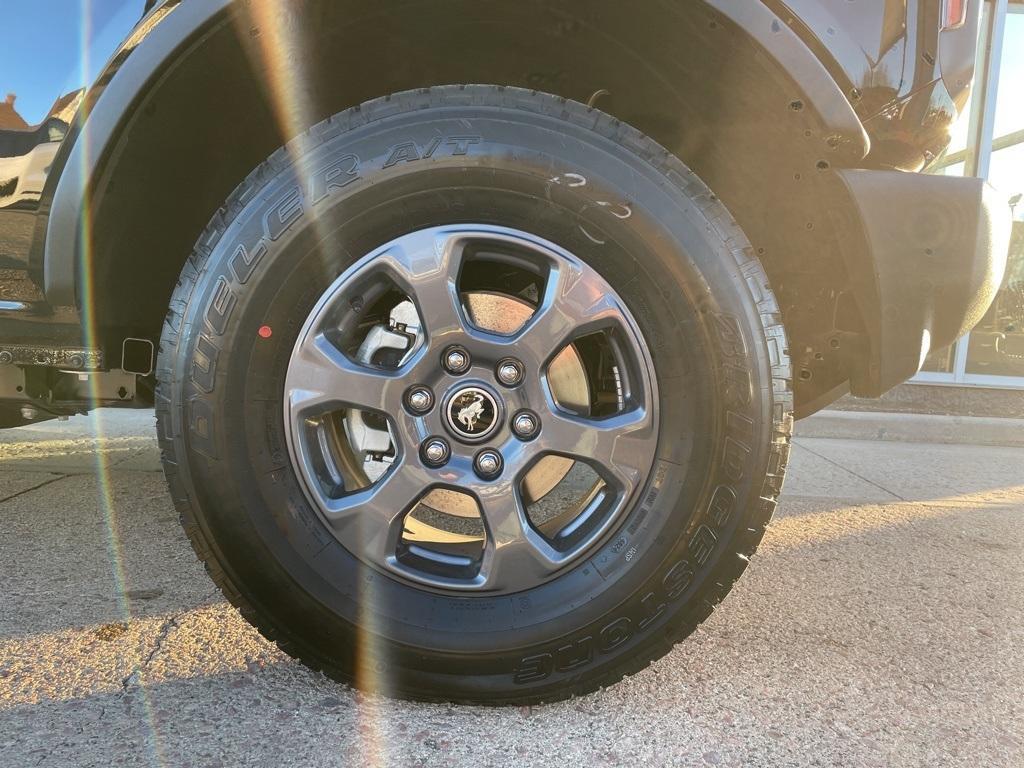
[42,0,232,305]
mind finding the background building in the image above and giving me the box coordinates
[917,0,1024,391]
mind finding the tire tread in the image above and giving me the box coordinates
[155,85,793,704]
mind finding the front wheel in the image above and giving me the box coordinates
[156,85,792,703]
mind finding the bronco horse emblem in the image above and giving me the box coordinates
[457,393,486,432]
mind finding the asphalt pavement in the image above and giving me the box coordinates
[0,409,1021,767]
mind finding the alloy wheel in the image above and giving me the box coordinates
[283,225,658,594]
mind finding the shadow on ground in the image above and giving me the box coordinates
[0,411,1021,767]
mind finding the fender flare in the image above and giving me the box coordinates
[43,0,869,310]
[706,0,869,161]
[43,0,231,305]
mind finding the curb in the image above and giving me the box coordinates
[795,409,1024,448]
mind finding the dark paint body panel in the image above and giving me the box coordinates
[0,0,971,296]
[0,0,1009,414]
[772,0,981,170]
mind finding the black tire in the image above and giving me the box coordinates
[156,85,792,704]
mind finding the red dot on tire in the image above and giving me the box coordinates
[258,325,273,339]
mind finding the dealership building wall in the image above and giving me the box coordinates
[914,0,1024,392]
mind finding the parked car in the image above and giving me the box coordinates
[0,0,1010,703]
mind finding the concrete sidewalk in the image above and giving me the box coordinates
[0,410,1022,767]
[798,409,1024,447]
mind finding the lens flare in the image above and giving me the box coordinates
[232,1,338,270]
[75,4,390,755]
[353,565,394,765]
[76,1,166,763]
[235,2,397,733]
[239,2,316,152]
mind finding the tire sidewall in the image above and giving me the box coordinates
[163,93,779,699]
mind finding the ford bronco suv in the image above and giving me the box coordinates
[0,0,1011,702]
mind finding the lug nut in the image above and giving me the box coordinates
[474,449,503,479]
[442,346,471,375]
[421,437,451,468]
[405,386,434,414]
[512,411,540,440]
[496,358,525,387]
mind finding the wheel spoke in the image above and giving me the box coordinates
[377,229,467,340]
[323,461,424,565]
[476,480,563,590]
[515,260,627,364]
[283,224,659,595]
[539,407,655,497]
[288,332,405,416]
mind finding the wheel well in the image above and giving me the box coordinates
[88,0,863,413]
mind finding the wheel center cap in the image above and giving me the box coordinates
[445,386,500,442]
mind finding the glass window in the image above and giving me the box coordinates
[930,3,990,177]
[964,6,1024,378]
[990,7,1024,144]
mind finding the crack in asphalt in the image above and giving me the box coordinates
[121,615,180,693]
[0,474,70,505]
[792,439,907,501]
[119,589,220,694]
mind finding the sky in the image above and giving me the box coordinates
[0,0,140,125]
